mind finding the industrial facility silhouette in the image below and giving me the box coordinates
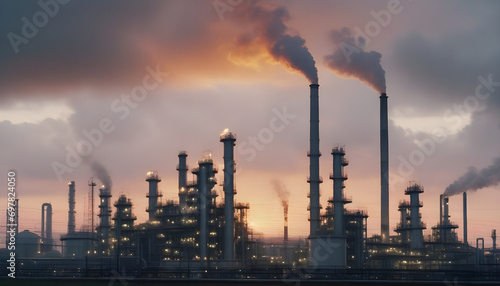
[1,85,499,281]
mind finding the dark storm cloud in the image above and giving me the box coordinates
[0,0,216,97]
[226,1,318,83]
[389,1,500,191]
[392,11,500,114]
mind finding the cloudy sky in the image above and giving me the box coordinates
[1,0,499,247]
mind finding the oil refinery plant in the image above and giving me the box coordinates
[1,85,499,282]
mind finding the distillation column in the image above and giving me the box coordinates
[146,171,161,221]
[98,185,112,255]
[406,183,425,249]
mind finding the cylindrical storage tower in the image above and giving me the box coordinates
[146,171,161,221]
[380,93,389,243]
[331,147,348,237]
[401,206,408,244]
[68,181,76,234]
[17,230,41,258]
[220,129,236,261]
[308,84,322,238]
[197,161,209,261]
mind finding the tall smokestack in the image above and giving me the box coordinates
[41,203,53,251]
[284,211,288,262]
[177,151,188,210]
[308,83,321,238]
[444,196,450,225]
[284,199,289,245]
[440,194,443,225]
[443,196,450,243]
[492,230,497,251]
[68,181,76,234]
[146,171,161,221]
[220,129,236,261]
[463,192,468,245]
[271,179,290,256]
[380,93,389,243]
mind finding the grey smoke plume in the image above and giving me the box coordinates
[233,3,318,84]
[324,27,386,93]
[271,179,290,222]
[90,161,112,191]
[444,157,500,196]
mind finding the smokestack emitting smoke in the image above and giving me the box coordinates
[271,179,290,225]
[90,161,113,191]
[380,93,389,243]
[231,3,318,83]
[444,157,500,196]
[324,27,386,93]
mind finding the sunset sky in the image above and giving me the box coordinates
[1,0,499,247]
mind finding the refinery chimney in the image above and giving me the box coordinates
[492,230,497,251]
[443,196,450,225]
[220,129,236,261]
[146,171,161,221]
[443,196,450,242]
[68,181,76,234]
[463,192,468,245]
[308,83,321,238]
[41,203,53,251]
[380,93,389,243]
[440,194,443,225]
[177,151,188,210]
